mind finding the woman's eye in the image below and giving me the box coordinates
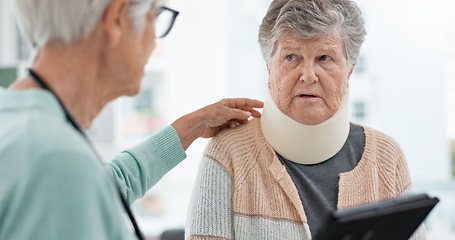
[320,55,333,61]
[286,55,296,61]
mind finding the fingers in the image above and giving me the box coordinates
[228,120,238,129]
[218,98,263,120]
[197,98,264,139]
[173,98,264,146]
[224,119,249,132]
[241,108,262,118]
[220,98,264,110]
[226,108,253,121]
[251,109,262,118]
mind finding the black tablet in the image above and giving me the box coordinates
[315,193,439,240]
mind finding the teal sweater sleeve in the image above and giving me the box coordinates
[110,125,187,205]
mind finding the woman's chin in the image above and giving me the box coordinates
[290,113,329,125]
[125,85,142,97]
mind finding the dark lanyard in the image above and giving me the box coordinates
[28,69,145,240]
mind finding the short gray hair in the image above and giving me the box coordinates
[9,0,164,49]
[258,0,366,68]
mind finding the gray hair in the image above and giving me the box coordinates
[9,0,165,49]
[258,0,366,68]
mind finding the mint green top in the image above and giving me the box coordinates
[0,88,187,239]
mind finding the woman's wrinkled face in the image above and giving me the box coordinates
[267,31,352,125]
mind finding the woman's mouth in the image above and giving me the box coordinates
[299,94,319,98]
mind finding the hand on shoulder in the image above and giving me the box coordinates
[171,98,263,150]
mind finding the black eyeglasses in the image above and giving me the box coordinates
[155,7,179,38]
[129,1,179,38]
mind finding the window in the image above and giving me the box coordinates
[0,67,17,87]
[353,100,366,120]
[354,55,366,75]
[118,71,165,140]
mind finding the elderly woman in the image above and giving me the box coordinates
[186,0,425,239]
[0,0,263,239]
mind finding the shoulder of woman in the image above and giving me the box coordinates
[204,118,264,174]
[207,118,262,149]
[361,125,411,194]
[362,125,405,159]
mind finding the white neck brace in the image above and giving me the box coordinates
[260,89,350,165]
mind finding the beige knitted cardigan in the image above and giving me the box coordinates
[186,118,424,240]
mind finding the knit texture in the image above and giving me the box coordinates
[0,89,187,240]
[186,118,425,240]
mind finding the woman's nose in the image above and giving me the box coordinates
[299,62,318,84]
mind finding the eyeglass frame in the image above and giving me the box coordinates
[129,1,179,38]
[155,6,179,38]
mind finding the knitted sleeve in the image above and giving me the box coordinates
[185,155,234,240]
[368,127,412,197]
[374,128,427,239]
[389,136,412,196]
[109,125,187,205]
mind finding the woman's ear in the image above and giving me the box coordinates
[102,0,129,47]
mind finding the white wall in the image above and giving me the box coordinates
[355,0,452,182]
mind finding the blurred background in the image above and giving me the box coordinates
[1,0,454,239]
